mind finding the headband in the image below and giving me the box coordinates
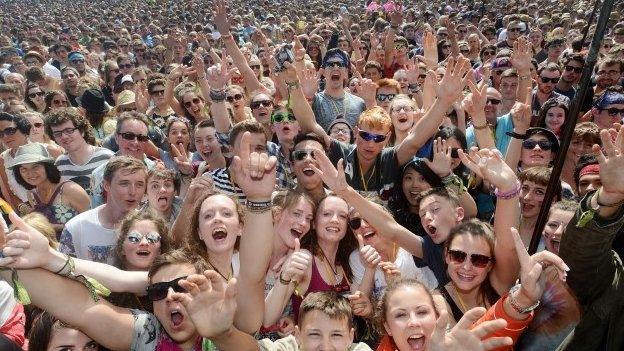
[579,163,600,178]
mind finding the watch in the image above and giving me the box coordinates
[508,284,540,314]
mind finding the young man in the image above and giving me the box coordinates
[589,89,624,130]
[59,156,146,265]
[555,53,585,101]
[532,63,570,123]
[291,133,328,203]
[593,57,623,96]
[498,69,519,115]
[45,107,114,196]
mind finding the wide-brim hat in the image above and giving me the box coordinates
[8,143,54,169]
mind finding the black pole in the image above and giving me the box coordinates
[528,0,616,254]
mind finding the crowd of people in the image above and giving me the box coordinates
[0,0,623,349]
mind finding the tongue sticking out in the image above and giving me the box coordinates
[407,336,425,350]
[171,312,183,326]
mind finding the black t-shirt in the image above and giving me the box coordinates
[420,236,449,286]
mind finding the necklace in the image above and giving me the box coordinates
[453,283,468,312]
[328,92,348,120]
[318,248,340,285]
[206,259,233,281]
[358,161,376,192]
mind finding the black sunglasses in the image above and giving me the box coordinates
[28,91,45,98]
[349,217,363,230]
[324,61,346,69]
[250,100,273,109]
[250,64,261,70]
[146,276,187,301]
[602,107,624,116]
[564,65,583,73]
[358,130,387,143]
[448,249,492,268]
[522,139,553,151]
[486,98,501,105]
[118,132,149,142]
[226,94,243,102]
[540,76,559,84]
[376,93,396,102]
[119,63,134,69]
[292,149,316,161]
[0,127,18,138]
[483,50,496,56]
[184,97,202,108]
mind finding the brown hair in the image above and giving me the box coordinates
[147,167,180,193]
[272,190,316,223]
[147,247,209,284]
[519,166,562,201]
[103,156,147,183]
[114,209,172,268]
[377,279,438,328]
[299,291,354,328]
[228,119,266,147]
[44,107,96,145]
[28,312,102,351]
[572,122,601,146]
[415,187,461,208]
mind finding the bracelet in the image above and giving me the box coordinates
[246,199,272,213]
[494,181,521,200]
[508,284,540,314]
[506,131,527,139]
[54,254,71,275]
[279,271,292,285]
[595,187,624,207]
[473,122,489,130]
[518,74,530,81]
[286,80,300,90]
[209,88,227,102]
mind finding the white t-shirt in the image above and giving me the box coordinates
[58,205,119,266]
[349,247,438,299]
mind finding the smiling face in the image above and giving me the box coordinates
[275,197,314,249]
[542,209,574,255]
[402,168,432,211]
[198,194,241,255]
[122,219,162,270]
[383,285,437,351]
[296,310,354,351]
[51,120,85,153]
[19,163,48,187]
[115,119,148,159]
[545,106,566,133]
[520,134,555,168]
[446,234,493,292]
[315,196,349,245]
[151,263,199,349]
[520,180,546,218]
[194,126,222,164]
[0,120,27,149]
[418,194,463,243]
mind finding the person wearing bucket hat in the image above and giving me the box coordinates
[115,90,137,113]
[8,142,90,234]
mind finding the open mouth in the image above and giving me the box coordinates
[326,226,340,233]
[170,310,184,327]
[398,116,409,123]
[157,196,169,205]
[456,272,476,282]
[363,230,376,239]
[330,73,341,81]
[302,167,315,176]
[291,228,303,238]
[212,228,228,241]
[136,249,151,257]
[426,225,437,235]
[407,335,426,350]
[551,239,560,252]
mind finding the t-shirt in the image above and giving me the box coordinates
[58,206,119,266]
[90,156,155,208]
[258,335,372,351]
[206,168,246,203]
[349,247,438,299]
[421,236,449,287]
[327,140,399,201]
[312,91,366,131]
[130,309,206,351]
[55,147,115,196]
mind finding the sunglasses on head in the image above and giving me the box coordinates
[349,217,363,230]
[28,91,45,98]
[358,130,387,143]
[118,132,149,142]
[540,76,559,84]
[226,94,243,102]
[522,139,553,151]
[292,149,316,161]
[146,276,187,301]
[250,100,273,109]
[448,249,492,268]
[376,93,396,102]
[184,97,202,108]
[127,231,161,244]
[601,107,624,116]
[564,65,583,73]
[272,112,296,123]
[0,127,18,138]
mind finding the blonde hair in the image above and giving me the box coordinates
[19,212,58,249]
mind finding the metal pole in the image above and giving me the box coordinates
[528,0,616,254]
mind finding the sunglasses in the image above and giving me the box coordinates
[272,112,296,123]
[603,44,613,49]
[460,49,470,53]
[119,63,134,69]
[601,107,624,116]
[184,97,202,108]
[32,122,43,128]
[540,76,559,84]
[349,217,363,230]
[150,89,165,96]
[486,98,501,105]
[483,50,496,56]
[71,59,85,64]
[522,139,553,151]
[250,64,261,70]
[292,149,316,161]
[442,44,451,49]
[392,105,415,113]
[28,91,45,98]
[250,100,273,109]
[146,276,187,301]
[418,74,427,79]
[448,249,492,268]
[394,43,407,50]
[127,231,161,244]
[325,61,346,69]
[376,93,396,102]
[0,127,18,138]
[226,94,243,102]
[358,130,387,143]
[564,65,583,73]
[51,127,78,138]
[118,132,149,142]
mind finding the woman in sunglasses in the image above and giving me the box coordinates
[24,83,46,113]
[145,78,175,131]
[249,91,275,138]
[225,85,252,123]
[536,99,569,137]
[22,111,63,157]
[43,90,70,114]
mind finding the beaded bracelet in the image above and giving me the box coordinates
[209,88,226,102]
[246,199,272,213]
[494,181,522,200]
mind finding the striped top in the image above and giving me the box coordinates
[206,168,246,203]
[55,147,115,195]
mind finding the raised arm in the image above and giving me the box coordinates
[509,37,533,104]
[504,90,532,171]
[396,56,471,166]
[230,132,277,333]
[164,65,188,117]
[464,80,495,149]
[206,55,237,134]
[385,9,403,69]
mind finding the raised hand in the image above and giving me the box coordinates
[510,37,533,73]
[171,143,193,175]
[171,271,238,339]
[229,132,277,201]
[309,151,349,196]
[192,54,206,78]
[379,261,401,282]
[0,211,56,269]
[509,86,533,132]
[206,50,236,89]
[458,147,518,192]
[593,126,624,199]
[212,0,231,35]
[299,66,321,99]
[430,56,471,105]
[424,137,453,178]
[464,80,488,123]
[356,78,378,106]
[347,291,373,317]
[356,234,381,269]
[422,31,438,70]
[430,308,513,351]
[405,57,421,85]
[280,238,312,283]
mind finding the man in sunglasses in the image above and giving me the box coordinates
[90,112,156,207]
[532,64,569,123]
[555,53,585,101]
[496,20,522,50]
[311,48,366,131]
[589,89,624,130]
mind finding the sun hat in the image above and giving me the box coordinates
[7,143,54,169]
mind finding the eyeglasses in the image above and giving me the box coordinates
[0,127,18,138]
[486,98,501,105]
[150,89,165,96]
[28,91,45,98]
[564,65,583,73]
[119,63,133,69]
[250,100,273,109]
[522,139,553,151]
[601,107,624,116]
[447,249,492,268]
[376,93,396,102]
[51,127,78,138]
[331,127,351,135]
[250,64,261,70]
[458,29,468,34]
[146,276,187,301]
[508,27,522,33]
[539,76,559,84]
[325,61,346,69]
[460,49,470,54]
[442,44,451,49]
[71,59,85,64]
[118,132,149,142]
[348,217,363,230]
[184,97,202,108]
[226,94,243,102]
[597,69,621,76]
[392,105,415,113]
[127,231,161,244]
[292,149,316,161]
[271,112,296,123]
[358,130,387,143]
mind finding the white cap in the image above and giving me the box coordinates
[121,74,134,85]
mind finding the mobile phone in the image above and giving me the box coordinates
[274,44,294,72]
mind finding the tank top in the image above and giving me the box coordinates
[30,181,79,237]
[291,256,350,322]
